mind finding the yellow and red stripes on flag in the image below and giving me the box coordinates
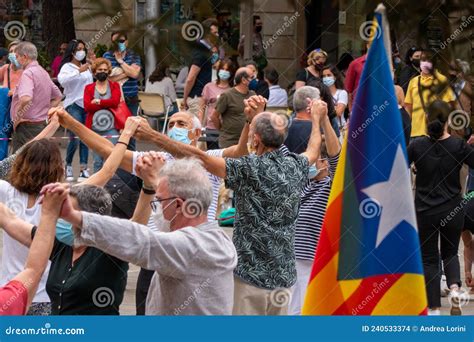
[302,140,427,315]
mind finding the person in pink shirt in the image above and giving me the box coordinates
[0,41,23,96]
[50,42,67,78]
[0,185,65,316]
[199,59,235,149]
[11,42,62,152]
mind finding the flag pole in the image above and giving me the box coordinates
[375,3,393,72]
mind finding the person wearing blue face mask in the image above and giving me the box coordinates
[245,61,269,99]
[0,41,23,97]
[103,31,142,121]
[322,64,348,139]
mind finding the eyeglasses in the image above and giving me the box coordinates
[150,196,180,211]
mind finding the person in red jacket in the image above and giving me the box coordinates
[83,58,121,172]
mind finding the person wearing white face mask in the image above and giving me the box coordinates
[322,64,348,139]
[58,39,94,182]
[405,49,456,139]
[200,59,235,149]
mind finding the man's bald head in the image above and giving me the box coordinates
[234,67,251,85]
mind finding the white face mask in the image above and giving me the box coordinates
[152,199,177,233]
[74,50,86,62]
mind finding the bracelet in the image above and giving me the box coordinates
[116,141,128,147]
[142,186,155,195]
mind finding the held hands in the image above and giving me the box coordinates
[48,107,73,128]
[122,116,141,138]
[134,117,156,141]
[135,152,166,188]
[39,182,70,218]
[244,95,267,123]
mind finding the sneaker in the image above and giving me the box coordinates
[427,309,441,316]
[448,286,466,316]
[77,169,90,182]
[441,275,449,297]
[66,165,74,182]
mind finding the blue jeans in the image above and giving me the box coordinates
[93,127,118,173]
[65,103,89,167]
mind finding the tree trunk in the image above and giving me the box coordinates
[42,0,76,59]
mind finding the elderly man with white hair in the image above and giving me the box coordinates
[134,94,327,315]
[51,156,237,315]
[11,42,62,152]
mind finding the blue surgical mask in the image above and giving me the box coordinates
[8,53,20,69]
[55,218,74,246]
[211,52,219,65]
[323,76,335,87]
[167,127,191,145]
[218,69,231,80]
[249,78,258,90]
[118,42,126,52]
[308,164,319,179]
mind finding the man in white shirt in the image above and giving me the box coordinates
[50,158,238,315]
[265,67,288,107]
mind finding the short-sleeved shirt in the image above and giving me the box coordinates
[284,119,312,154]
[296,68,319,85]
[215,87,255,148]
[103,49,141,98]
[202,81,230,129]
[295,153,339,260]
[188,44,212,98]
[225,146,309,289]
[33,226,129,315]
[0,280,28,315]
[405,71,456,137]
[408,136,474,213]
[332,89,349,127]
[10,61,62,123]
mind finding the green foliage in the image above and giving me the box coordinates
[37,49,52,71]
[94,44,109,58]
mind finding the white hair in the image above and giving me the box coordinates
[15,42,38,60]
[293,86,320,113]
[159,158,212,213]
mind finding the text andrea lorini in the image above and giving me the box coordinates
[419,325,466,332]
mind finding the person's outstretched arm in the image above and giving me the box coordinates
[84,117,140,187]
[10,185,66,312]
[320,109,341,158]
[49,107,134,172]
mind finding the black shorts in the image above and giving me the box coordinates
[464,196,474,233]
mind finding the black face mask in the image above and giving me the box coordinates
[412,59,420,68]
[255,25,262,33]
[96,72,108,82]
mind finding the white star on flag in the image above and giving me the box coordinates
[361,145,417,248]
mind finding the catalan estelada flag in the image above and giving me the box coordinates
[302,10,427,315]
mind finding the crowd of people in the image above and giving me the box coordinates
[0,15,472,317]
